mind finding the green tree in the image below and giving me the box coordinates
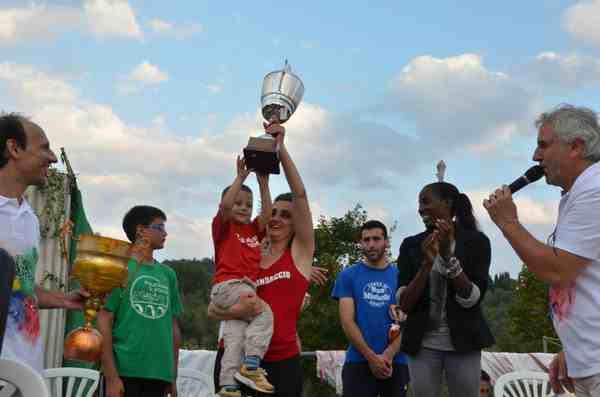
[491,271,516,291]
[482,271,518,351]
[298,204,369,352]
[508,265,560,353]
[165,258,219,349]
[482,286,517,352]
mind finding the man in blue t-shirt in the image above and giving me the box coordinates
[332,220,408,397]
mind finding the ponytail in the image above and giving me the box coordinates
[454,192,479,231]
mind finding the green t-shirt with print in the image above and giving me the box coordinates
[104,259,183,383]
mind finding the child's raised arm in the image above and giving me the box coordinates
[220,156,250,222]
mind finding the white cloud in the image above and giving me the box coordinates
[206,84,223,94]
[147,18,202,39]
[0,63,77,105]
[467,189,557,227]
[270,103,417,190]
[129,61,169,84]
[515,197,558,225]
[0,61,243,258]
[0,60,416,256]
[563,0,600,45]
[84,0,142,39]
[0,1,142,44]
[147,18,172,33]
[462,188,559,275]
[230,53,543,192]
[385,54,542,153]
[0,3,82,45]
[118,61,169,94]
[526,52,600,91]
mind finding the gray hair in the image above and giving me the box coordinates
[535,104,600,162]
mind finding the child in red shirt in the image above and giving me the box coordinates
[211,156,274,397]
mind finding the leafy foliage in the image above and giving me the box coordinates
[507,265,560,353]
[298,204,369,352]
[164,258,219,349]
[482,284,517,351]
[35,168,68,238]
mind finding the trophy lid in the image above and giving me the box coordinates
[261,60,304,122]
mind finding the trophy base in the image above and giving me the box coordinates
[64,326,103,362]
[244,137,280,174]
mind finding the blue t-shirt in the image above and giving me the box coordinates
[331,261,407,364]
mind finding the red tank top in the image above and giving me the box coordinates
[256,250,309,362]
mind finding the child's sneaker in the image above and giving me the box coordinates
[218,386,242,397]
[234,365,275,394]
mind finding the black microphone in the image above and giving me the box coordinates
[508,165,545,194]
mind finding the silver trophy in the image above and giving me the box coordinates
[244,60,304,174]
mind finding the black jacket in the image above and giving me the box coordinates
[397,226,495,355]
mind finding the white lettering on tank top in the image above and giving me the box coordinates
[256,271,291,287]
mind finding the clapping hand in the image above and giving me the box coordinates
[434,219,454,261]
[421,231,439,268]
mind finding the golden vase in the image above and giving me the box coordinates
[63,234,131,362]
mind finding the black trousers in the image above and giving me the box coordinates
[341,362,409,397]
[214,346,303,397]
[101,376,170,397]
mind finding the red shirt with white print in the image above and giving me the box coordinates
[212,208,265,284]
[257,249,309,361]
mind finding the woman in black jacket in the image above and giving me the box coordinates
[396,181,494,397]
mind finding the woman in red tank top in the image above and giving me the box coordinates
[209,123,315,397]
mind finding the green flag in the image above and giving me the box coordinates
[63,185,97,370]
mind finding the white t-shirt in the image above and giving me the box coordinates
[551,161,600,378]
[0,194,44,373]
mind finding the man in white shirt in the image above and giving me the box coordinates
[0,113,87,372]
[484,104,600,397]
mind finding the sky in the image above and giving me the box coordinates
[2,0,600,276]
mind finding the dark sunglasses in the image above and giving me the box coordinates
[145,223,166,233]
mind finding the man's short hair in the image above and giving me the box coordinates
[122,205,167,242]
[360,220,388,240]
[221,184,253,199]
[0,113,28,169]
[481,370,491,382]
[535,104,600,162]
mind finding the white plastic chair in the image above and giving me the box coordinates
[176,367,214,397]
[43,367,100,397]
[494,370,552,397]
[0,358,50,397]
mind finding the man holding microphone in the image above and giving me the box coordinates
[484,104,600,396]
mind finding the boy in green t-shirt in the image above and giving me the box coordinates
[97,205,183,397]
